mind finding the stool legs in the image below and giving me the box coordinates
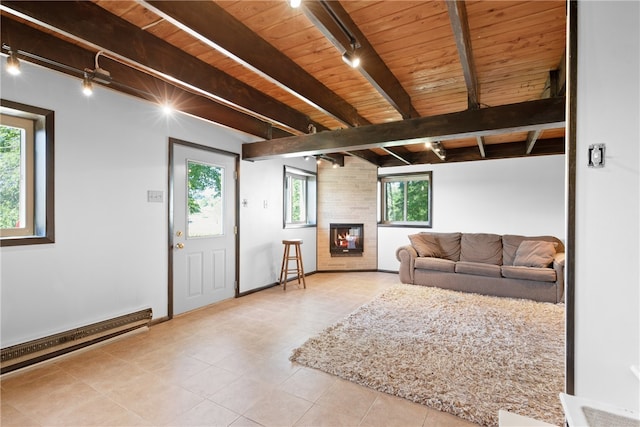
[279,241,306,290]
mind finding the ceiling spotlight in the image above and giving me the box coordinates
[6,51,21,75]
[289,0,302,8]
[424,141,432,149]
[161,102,173,115]
[82,72,93,96]
[342,51,360,68]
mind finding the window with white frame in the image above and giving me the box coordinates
[379,172,432,227]
[283,165,316,228]
[0,100,54,246]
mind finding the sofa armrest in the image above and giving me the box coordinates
[396,245,417,284]
[553,252,566,302]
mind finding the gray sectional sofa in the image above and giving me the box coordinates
[396,232,565,303]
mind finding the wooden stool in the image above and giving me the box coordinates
[279,239,306,290]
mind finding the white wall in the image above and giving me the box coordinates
[0,62,315,347]
[575,1,640,411]
[239,157,317,293]
[378,155,566,271]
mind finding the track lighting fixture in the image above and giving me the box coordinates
[82,72,93,96]
[342,50,360,68]
[430,141,446,161]
[314,154,342,167]
[6,50,21,75]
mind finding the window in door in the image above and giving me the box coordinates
[187,160,223,238]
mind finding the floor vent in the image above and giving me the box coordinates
[1,308,152,374]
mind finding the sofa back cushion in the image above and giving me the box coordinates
[502,235,564,266]
[408,232,461,261]
[513,240,557,267]
[459,233,503,265]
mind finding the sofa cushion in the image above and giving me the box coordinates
[415,257,456,273]
[455,261,502,278]
[513,240,557,268]
[459,233,502,265]
[408,234,442,258]
[409,232,461,261]
[503,235,564,266]
[501,265,557,282]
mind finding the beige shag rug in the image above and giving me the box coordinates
[290,284,565,427]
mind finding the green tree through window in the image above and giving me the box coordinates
[0,125,22,229]
[188,161,221,215]
[380,173,432,226]
[283,165,316,228]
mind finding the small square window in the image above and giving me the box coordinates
[379,172,432,227]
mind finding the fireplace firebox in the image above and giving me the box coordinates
[330,223,364,255]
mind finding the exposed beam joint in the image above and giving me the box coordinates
[447,0,479,110]
[381,147,412,165]
[525,129,543,154]
[303,1,419,119]
[142,0,369,127]
[543,50,566,98]
[476,136,486,158]
[243,97,566,160]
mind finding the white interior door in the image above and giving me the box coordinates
[172,143,236,315]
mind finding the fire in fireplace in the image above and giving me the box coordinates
[330,223,364,255]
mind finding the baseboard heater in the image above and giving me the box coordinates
[1,308,152,374]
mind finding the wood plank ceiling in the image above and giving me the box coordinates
[0,1,567,167]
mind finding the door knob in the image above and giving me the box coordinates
[176,243,185,249]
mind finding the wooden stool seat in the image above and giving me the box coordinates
[279,239,306,290]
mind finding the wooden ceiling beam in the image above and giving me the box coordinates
[0,17,283,140]
[243,97,566,160]
[447,0,479,110]
[142,0,369,128]
[378,138,565,167]
[303,1,420,119]
[529,50,567,154]
[0,0,321,136]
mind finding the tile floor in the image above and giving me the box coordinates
[1,272,479,427]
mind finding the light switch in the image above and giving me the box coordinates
[147,190,164,203]
[588,144,605,168]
